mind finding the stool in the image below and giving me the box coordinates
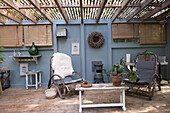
[25,71,41,89]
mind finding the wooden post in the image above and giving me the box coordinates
[0,82,3,95]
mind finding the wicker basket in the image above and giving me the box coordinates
[45,88,57,99]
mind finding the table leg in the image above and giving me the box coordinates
[79,90,82,113]
[122,89,126,111]
[26,74,28,89]
[158,62,162,81]
[0,82,3,95]
[35,73,38,89]
[120,90,122,103]
[30,74,32,85]
[39,72,41,86]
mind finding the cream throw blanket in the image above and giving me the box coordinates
[52,53,74,80]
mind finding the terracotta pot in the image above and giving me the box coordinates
[110,74,123,86]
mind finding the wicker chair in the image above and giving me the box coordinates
[48,53,84,99]
[124,53,161,100]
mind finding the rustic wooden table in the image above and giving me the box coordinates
[75,83,129,113]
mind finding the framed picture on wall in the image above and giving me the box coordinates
[72,42,80,55]
[20,63,28,76]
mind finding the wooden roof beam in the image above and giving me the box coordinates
[0,6,11,9]
[54,0,68,24]
[80,0,83,24]
[0,9,22,24]
[126,0,152,22]
[28,0,53,23]
[0,18,6,24]
[111,0,131,22]
[2,0,37,24]
[141,0,170,21]
[96,0,107,23]
[155,10,170,21]
[0,3,164,9]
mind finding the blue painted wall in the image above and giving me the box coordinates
[165,18,170,80]
[0,48,53,87]
[0,19,169,87]
[84,24,108,82]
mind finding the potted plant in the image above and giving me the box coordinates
[108,58,125,86]
[81,80,92,88]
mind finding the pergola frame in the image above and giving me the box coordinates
[0,0,169,25]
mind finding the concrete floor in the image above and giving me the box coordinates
[0,84,170,113]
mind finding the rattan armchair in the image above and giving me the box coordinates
[48,53,84,99]
[124,53,161,100]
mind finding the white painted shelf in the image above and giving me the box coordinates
[10,55,41,64]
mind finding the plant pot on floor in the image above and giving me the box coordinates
[110,74,123,86]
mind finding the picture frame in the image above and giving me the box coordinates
[20,63,28,76]
[72,42,80,55]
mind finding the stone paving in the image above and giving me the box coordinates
[0,84,170,113]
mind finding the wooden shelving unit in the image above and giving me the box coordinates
[10,55,41,64]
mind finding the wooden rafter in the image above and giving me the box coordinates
[111,0,131,22]
[54,0,68,24]
[2,0,37,24]
[80,0,83,24]
[141,0,170,21]
[126,0,152,22]
[155,10,170,21]
[0,3,164,9]
[27,0,53,23]
[0,18,6,24]
[0,9,22,24]
[96,0,107,23]
[0,6,11,9]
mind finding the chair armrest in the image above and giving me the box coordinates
[148,73,160,87]
[48,74,67,99]
[48,74,66,88]
[72,71,84,81]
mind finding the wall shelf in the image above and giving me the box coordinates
[10,55,41,64]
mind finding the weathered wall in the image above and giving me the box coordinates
[0,19,169,87]
[165,18,170,80]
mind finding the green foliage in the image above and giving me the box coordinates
[142,50,153,54]
[82,80,88,84]
[137,50,153,55]
[129,70,140,82]
[108,57,125,75]
[0,39,5,62]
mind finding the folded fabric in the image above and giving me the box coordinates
[52,53,74,80]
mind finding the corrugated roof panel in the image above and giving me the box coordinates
[27,9,46,20]
[6,9,27,20]
[45,8,64,20]
[152,8,169,18]
[134,5,155,18]
[18,0,31,5]
[101,8,117,19]
[0,0,7,6]
[0,0,170,23]
[0,15,8,20]
[118,7,135,19]
[83,8,99,19]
